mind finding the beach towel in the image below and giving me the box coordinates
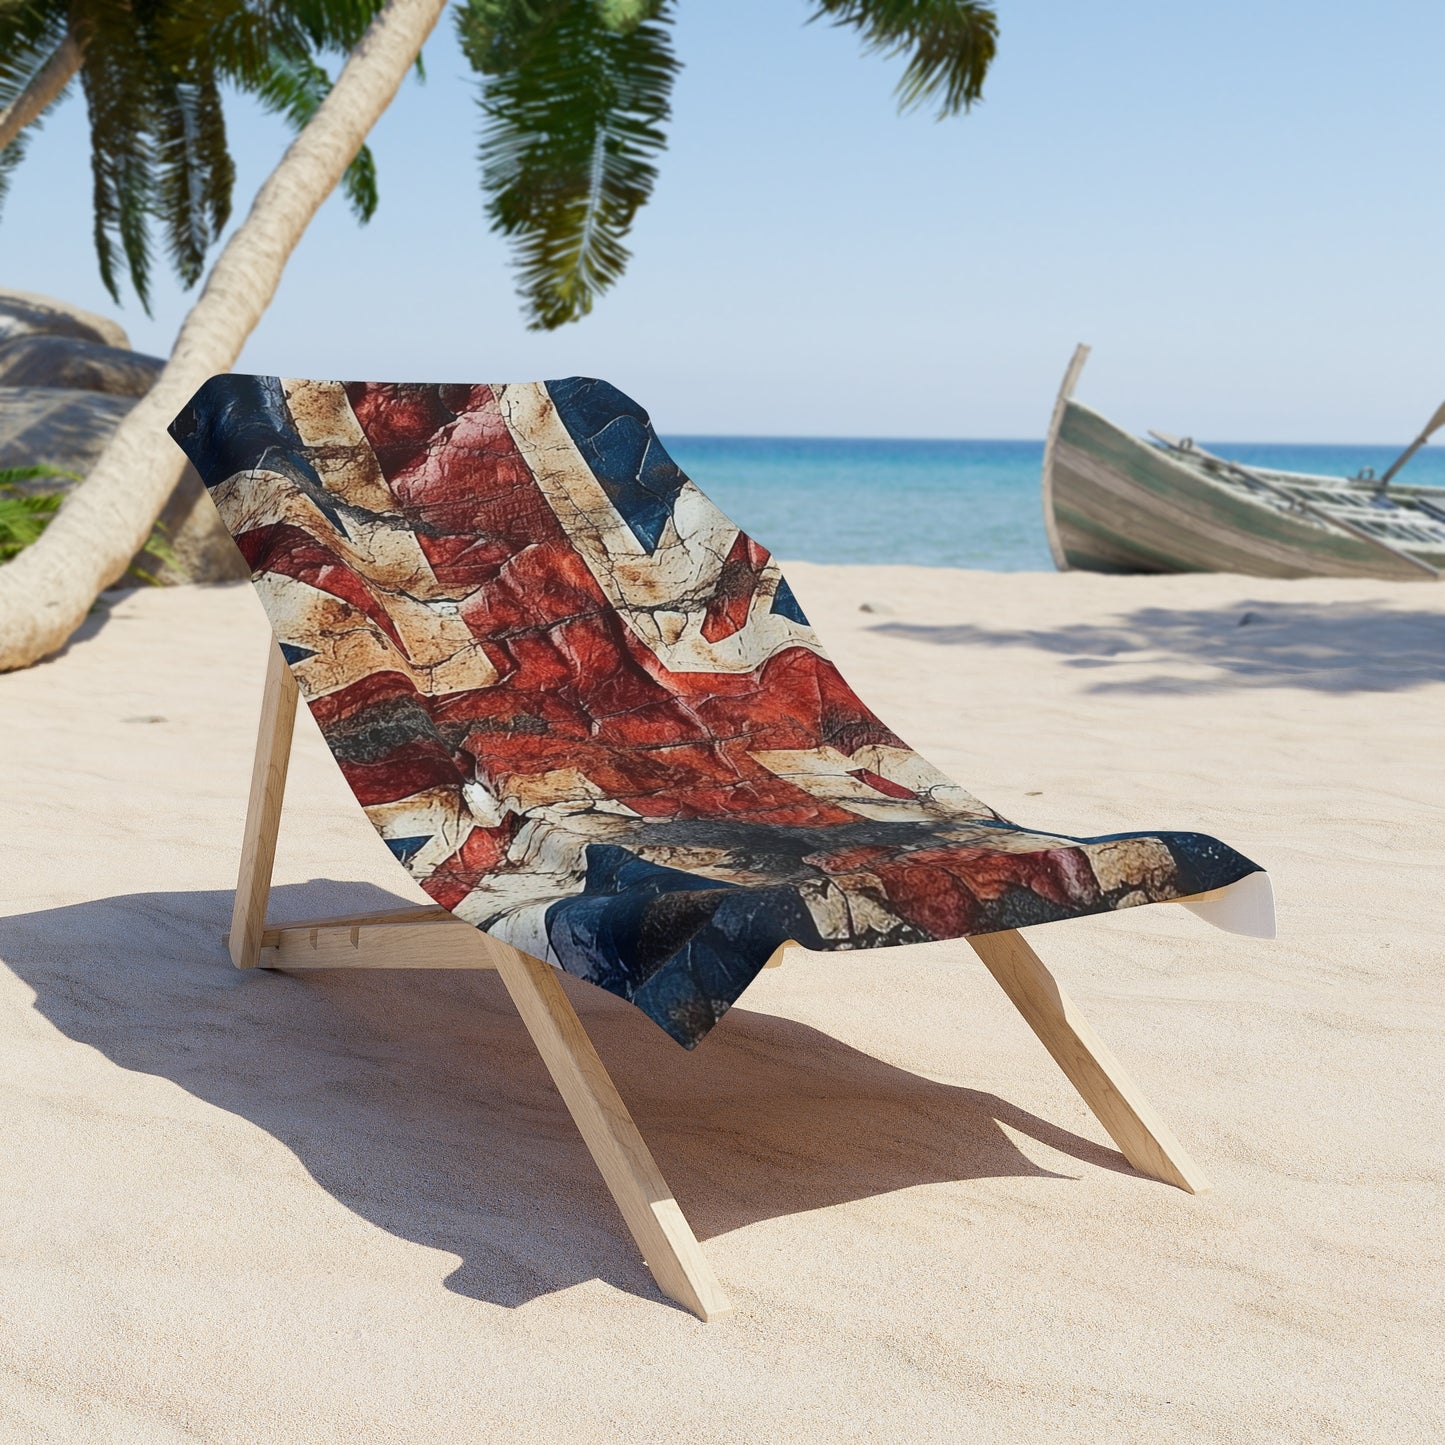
[169,375,1262,1048]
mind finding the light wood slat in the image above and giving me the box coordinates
[233,910,794,974]
[229,642,299,969]
[252,904,450,944]
[258,917,503,971]
[490,946,733,1322]
[221,904,446,954]
[967,929,1211,1195]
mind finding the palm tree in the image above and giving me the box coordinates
[0,0,998,671]
[0,0,387,308]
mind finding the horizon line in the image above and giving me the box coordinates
[660,432,1426,450]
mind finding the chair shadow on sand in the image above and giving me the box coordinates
[875,599,1445,695]
[0,879,1136,1313]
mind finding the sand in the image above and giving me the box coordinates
[1,567,1441,1443]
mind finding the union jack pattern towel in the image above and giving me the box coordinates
[170,376,1261,1047]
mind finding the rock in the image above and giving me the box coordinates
[0,386,134,477]
[126,463,253,587]
[0,386,250,586]
[0,334,164,397]
[0,287,130,350]
[0,290,251,586]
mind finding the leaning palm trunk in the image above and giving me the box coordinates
[0,32,82,153]
[0,0,448,671]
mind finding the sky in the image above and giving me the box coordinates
[7,0,1444,441]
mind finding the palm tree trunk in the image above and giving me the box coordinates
[0,32,82,153]
[0,0,448,671]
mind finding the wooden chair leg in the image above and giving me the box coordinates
[967,929,1211,1194]
[222,642,726,1316]
[491,947,733,1321]
[230,642,299,969]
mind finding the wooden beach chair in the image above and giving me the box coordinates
[171,375,1275,1322]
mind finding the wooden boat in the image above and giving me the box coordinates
[1042,346,1445,580]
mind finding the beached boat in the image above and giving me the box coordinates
[1041,346,1445,580]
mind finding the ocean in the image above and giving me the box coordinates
[662,435,1445,571]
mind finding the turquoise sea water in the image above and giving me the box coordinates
[662,435,1445,571]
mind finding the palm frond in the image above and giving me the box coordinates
[0,472,177,573]
[125,516,182,583]
[75,0,160,309]
[245,46,379,222]
[0,4,69,105]
[0,0,399,310]
[0,119,32,217]
[595,0,666,29]
[0,6,72,223]
[282,0,387,53]
[0,484,64,564]
[152,69,235,287]
[157,0,381,225]
[157,0,286,85]
[811,0,998,118]
[0,464,83,486]
[155,0,374,76]
[458,0,679,330]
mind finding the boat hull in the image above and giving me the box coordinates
[1047,400,1441,581]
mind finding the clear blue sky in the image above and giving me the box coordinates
[8,1,1444,440]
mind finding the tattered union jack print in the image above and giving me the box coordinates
[170,376,1261,1047]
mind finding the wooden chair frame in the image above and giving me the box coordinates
[226,641,1215,1321]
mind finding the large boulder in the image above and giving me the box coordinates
[0,290,249,586]
[0,334,164,397]
[128,463,255,586]
[0,385,250,586]
[0,287,130,349]
[0,386,134,476]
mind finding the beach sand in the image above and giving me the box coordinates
[1,567,1441,1442]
